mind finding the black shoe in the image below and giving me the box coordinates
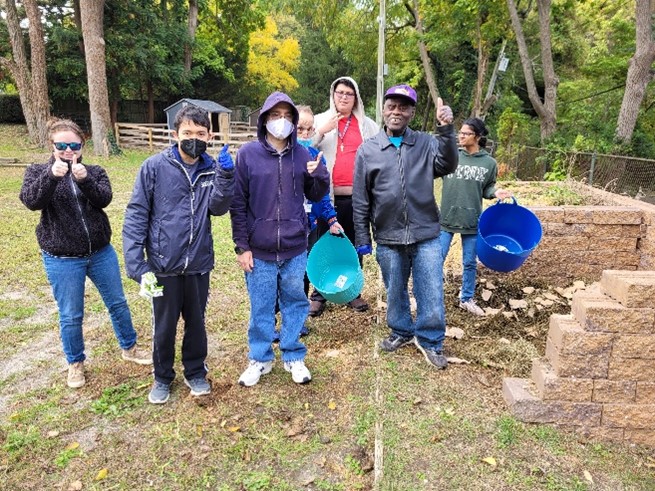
[413,338,447,369]
[300,325,310,337]
[309,300,326,317]
[347,297,369,312]
[379,333,413,352]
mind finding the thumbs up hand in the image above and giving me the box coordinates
[307,151,323,174]
[436,97,454,125]
[217,144,234,170]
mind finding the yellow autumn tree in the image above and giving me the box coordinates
[246,16,300,99]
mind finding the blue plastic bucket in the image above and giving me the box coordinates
[306,232,364,304]
[476,198,542,273]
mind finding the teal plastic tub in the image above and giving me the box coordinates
[306,232,364,304]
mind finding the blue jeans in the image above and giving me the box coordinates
[376,237,446,350]
[440,231,478,302]
[245,253,308,363]
[42,244,137,364]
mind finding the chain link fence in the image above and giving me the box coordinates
[502,146,655,204]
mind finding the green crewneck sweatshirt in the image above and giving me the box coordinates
[440,148,498,235]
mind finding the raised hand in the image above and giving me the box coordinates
[217,144,234,170]
[307,151,323,174]
[436,97,454,126]
[316,113,343,136]
[70,154,87,180]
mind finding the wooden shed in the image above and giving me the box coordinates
[164,98,232,136]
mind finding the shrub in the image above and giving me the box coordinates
[0,94,25,123]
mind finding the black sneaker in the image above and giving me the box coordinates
[413,338,447,369]
[380,333,414,352]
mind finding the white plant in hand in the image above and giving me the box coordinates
[140,272,163,298]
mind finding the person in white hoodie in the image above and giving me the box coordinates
[311,76,379,316]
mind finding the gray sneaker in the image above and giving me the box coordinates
[185,377,211,396]
[413,338,448,369]
[148,381,171,404]
[380,333,414,352]
[459,299,485,316]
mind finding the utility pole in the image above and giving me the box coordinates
[376,0,386,126]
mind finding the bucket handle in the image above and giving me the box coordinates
[495,196,518,206]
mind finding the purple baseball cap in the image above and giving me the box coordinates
[384,84,417,105]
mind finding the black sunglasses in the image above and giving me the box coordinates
[54,142,83,151]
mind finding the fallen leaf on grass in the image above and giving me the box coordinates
[476,374,491,387]
[482,457,497,467]
[66,442,80,451]
[67,481,83,491]
[413,398,422,405]
[645,457,655,469]
[486,281,496,290]
[47,430,60,438]
[325,349,340,358]
[583,470,593,483]
[95,468,108,481]
[484,307,501,316]
[328,400,337,410]
[445,327,464,339]
[509,298,528,309]
[227,426,241,432]
[481,289,493,302]
[446,357,471,364]
[522,287,535,295]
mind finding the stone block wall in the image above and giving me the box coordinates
[503,270,655,446]
[498,205,647,287]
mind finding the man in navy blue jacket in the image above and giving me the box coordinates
[231,91,330,387]
[123,106,235,404]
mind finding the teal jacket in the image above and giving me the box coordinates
[440,148,497,235]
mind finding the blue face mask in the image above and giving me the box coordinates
[298,138,312,148]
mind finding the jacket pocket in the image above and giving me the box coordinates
[249,218,306,252]
[442,206,479,230]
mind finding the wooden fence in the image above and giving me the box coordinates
[114,122,258,153]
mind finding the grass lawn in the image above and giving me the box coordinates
[0,124,653,490]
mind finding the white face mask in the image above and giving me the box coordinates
[266,118,294,140]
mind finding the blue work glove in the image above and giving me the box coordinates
[217,144,234,171]
[356,244,372,256]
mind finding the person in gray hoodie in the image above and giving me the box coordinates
[440,117,512,316]
[231,91,330,387]
[311,77,379,315]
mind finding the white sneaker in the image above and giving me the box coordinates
[284,360,312,384]
[459,299,485,316]
[238,360,273,387]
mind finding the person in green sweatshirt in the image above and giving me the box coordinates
[440,117,512,316]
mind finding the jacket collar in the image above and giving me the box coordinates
[377,126,417,149]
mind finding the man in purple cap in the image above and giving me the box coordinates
[352,85,458,369]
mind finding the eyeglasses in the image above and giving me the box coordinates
[54,142,83,151]
[458,131,476,137]
[334,90,356,99]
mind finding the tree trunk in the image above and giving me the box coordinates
[0,0,50,146]
[507,0,558,143]
[24,0,50,146]
[404,1,440,111]
[184,0,199,72]
[80,0,113,157]
[615,0,655,144]
[471,19,490,118]
[480,39,507,120]
[72,0,86,56]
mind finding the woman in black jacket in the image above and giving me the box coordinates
[19,118,151,389]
